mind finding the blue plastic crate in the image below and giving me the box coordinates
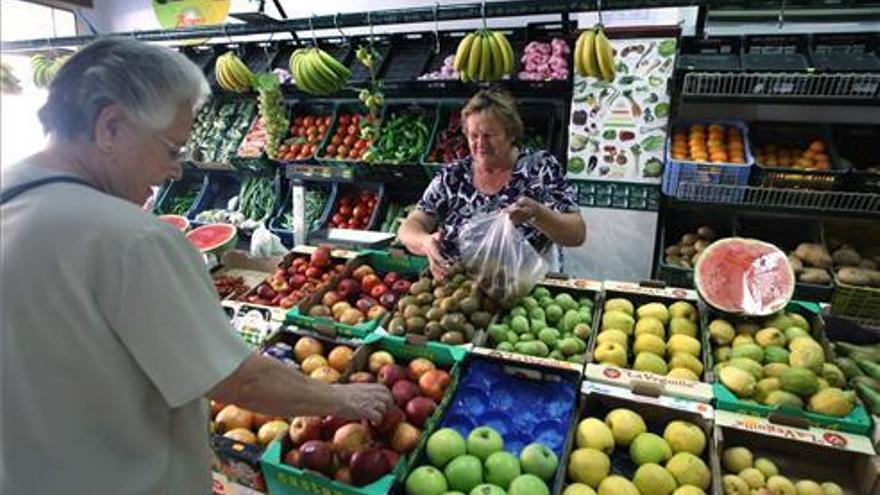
[662,119,754,202]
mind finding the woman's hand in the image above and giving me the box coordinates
[507,196,545,225]
[331,383,394,424]
[422,231,451,280]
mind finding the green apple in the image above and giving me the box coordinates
[575,418,614,454]
[406,466,449,495]
[508,474,550,495]
[468,484,506,495]
[604,408,646,447]
[484,451,521,489]
[628,433,672,465]
[444,455,483,493]
[563,483,598,495]
[519,443,558,481]
[467,426,504,461]
[427,428,467,468]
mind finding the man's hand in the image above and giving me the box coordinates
[507,196,545,225]
[331,383,394,424]
[422,231,451,280]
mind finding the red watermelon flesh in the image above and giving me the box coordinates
[186,223,237,253]
[158,214,190,232]
[694,237,794,316]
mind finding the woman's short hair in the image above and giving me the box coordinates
[38,38,210,140]
[460,88,524,142]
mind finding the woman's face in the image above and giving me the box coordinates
[465,111,514,165]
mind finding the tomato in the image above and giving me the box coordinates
[332,213,344,225]
[339,205,352,216]
[303,116,315,127]
[340,196,352,207]
[325,144,336,155]
[279,144,289,153]
[354,139,367,150]
[317,124,327,134]
[347,125,358,136]
[324,115,332,126]
[351,114,361,124]
[349,148,359,159]
[338,114,350,125]
[367,199,376,209]
[330,135,341,146]
[294,116,304,126]
[337,145,349,156]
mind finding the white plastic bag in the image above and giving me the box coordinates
[250,225,287,258]
[458,211,550,306]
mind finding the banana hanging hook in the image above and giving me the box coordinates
[309,13,318,46]
[334,13,349,46]
[596,0,604,26]
[433,1,441,54]
[777,0,787,29]
[481,0,487,30]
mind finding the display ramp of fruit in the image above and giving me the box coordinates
[707,301,873,435]
[694,237,795,316]
[559,381,717,495]
[260,334,465,495]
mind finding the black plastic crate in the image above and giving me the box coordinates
[517,21,577,82]
[834,124,880,194]
[179,45,218,74]
[656,208,735,289]
[742,34,810,71]
[381,32,434,83]
[750,122,846,190]
[190,171,243,221]
[364,101,436,182]
[155,169,207,217]
[676,36,742,71]
[348,35,391,84]
[519,98,564,158]
[735,214,832,302]
[269,181,336,246]
[240,41,279,75]
[418,31,467,81]
[278,102,337,163]
[810,33,880,72]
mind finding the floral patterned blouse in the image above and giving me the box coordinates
[417,149,579,261]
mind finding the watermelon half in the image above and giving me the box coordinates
[694,237,795,316]
[158,214,190,232]
[186,223,238,253]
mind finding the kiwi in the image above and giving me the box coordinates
[432,287,446,299]
[416,293,434,306]
[388,317,405,336]
[452,288,470,302]
[481,297,498,314]
[470,311,491,329]
[411,279,431,295]
[441,313,465,331]
[459,296,480,315]
[451,273,467,285]
[441,331,465,345]
[425,321,444,340]
[460,281,474,292]
[397,295,415,311]
[405,316,427,334]
[425,307,446,322]
[440,297,458,313]
[462,322,476,341]
[403,304,422,320]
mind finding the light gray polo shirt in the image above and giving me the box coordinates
[1,163,252,494]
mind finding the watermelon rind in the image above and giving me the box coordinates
[186,223,238,253]
[158,214,190,232]
[694,237,795,317]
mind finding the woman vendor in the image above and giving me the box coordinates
[399,88,586,279]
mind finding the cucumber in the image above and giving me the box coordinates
[853,381,880,415]
[856,358,880,380]
[836,357,865,380]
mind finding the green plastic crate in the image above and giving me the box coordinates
[260,334,465,495]
[708,301,874,435]
[286,250,429,339]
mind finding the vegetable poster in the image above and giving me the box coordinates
[567,37,677,183]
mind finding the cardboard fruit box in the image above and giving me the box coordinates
[287,249,428,339]
[557,381,718,495]
[260,334,465,495]
[473,277,603,375]
[712,409,878,495]
[585,281,714,403]
[706,301,874,435]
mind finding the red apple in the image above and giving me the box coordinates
[294,337,324,363]
[299,440,335,475]
[352,265,374,282]
[368,351,395,374]
[367,305,387,321]
[289,416,322,445]
[391,279,412,295]
[379,292,397,310]
[378,364,407,387]
[391,380,421,407]
[419,369,450,402]
[381,448,401,470]
[355,296,378,314]
[334,467,352,484]
[310,246,331,268]
[373,406,405,436]
[337,278,361,298]
[283,448,302,468]
[322,415,352,440]
[332,422,372,463]
[361,274,382,293]
[322,291,343,307]
[407,358,437,381]
[370,284,389,299]
[383,272,400,286]
[390,422,421,454]
[350,448,391,487]
[289,273,306,289]
[348,371,376,383]
[405,397,436,428]
[305,267,321,280]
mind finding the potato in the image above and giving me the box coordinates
[837,267,879,287]
[681,233,698,246]
[859,259,878,270]
[788,253,804,274]
[795,243,833,269]
[697,226,715,240]
[832,247,861,267]
[665,244,682,256]
[798,268,831,285]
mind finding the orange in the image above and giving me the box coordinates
[809,140,825,153]
[707,138,724,150]
[690,124,706,133]
[728,141,744,152]
[730,156,746,164]
[708,124,724,134]
[802,150,816,160]
[813,153,829,163]
[765,158,778,167]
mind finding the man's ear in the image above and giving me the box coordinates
[93,104,128,152]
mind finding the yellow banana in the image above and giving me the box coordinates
[478,32,491,81]
[227,53,255,91]
[214,54,233,91]
[573,31,586,76]
[466,31,483,81]
[486,31,503,80]
[454,32,476,72]
[492,31,513,76]
[595,27,616,82]
[582,29,599,78]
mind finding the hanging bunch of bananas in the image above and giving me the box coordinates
[454,29,514,83]
[574,25,616,82]
[31,53,70,88]
[253,73,288,160]
[215,51,255,93]
[1,62,22,94]
[289,47,351,96]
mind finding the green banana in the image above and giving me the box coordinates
[317,49,351,81]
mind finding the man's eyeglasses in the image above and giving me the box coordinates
[154,133,189,162]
